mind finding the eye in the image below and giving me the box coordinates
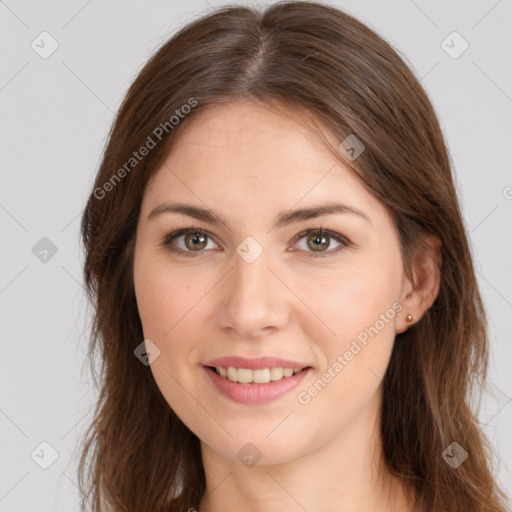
[291,227,350,258]
[160,226,350,258]
[161,227,219,257]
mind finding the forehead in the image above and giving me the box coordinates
[164,100,336,177]
[141,100,382,224]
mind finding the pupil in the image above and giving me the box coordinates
[310,233,328,251]
[187,232,206,250]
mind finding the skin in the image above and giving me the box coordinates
[133,99,441,512]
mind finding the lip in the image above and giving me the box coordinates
[203,365,312,404]
[203,356,312,370]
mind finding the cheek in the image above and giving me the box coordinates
[292,263,400,344]
[133,257,211,431]
[133,257,217,406]
[290,263,400,402]
[133,248,210,340]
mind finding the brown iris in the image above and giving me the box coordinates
[184,231,208,251]
[307,232,330,251]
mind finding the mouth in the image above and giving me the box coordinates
[204,365,312,384]
[202,364,313,404]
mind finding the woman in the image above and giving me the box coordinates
[78,2,509,511]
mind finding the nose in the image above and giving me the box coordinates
[217,248,290,339]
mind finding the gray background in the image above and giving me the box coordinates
[1,0,511,510]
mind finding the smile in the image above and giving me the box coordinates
[203,365,312,404]
[212,366,306,383]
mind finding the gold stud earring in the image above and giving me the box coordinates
[406,314,413,322]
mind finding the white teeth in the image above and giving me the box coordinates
[214,366,305,383]
[270,367,283,380]
[237,368,255,383]
[227,366,237,381]
[254,369,271,383]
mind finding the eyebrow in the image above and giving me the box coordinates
[147,201,371,230]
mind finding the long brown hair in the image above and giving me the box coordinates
[78,2,509,510]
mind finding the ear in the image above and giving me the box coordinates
[395,233,442,334]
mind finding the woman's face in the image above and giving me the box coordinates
[133,100,413,465]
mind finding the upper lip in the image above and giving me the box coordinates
[203,356,312,370]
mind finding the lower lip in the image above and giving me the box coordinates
[203,366,312,404]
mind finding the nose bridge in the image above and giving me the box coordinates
[220,244,288,335]
[232,248,270,294]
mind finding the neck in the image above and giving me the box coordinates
[197,388,414,512]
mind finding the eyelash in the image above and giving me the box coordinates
[160,226,351,259]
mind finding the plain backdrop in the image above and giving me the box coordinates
[0,1,511,510]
